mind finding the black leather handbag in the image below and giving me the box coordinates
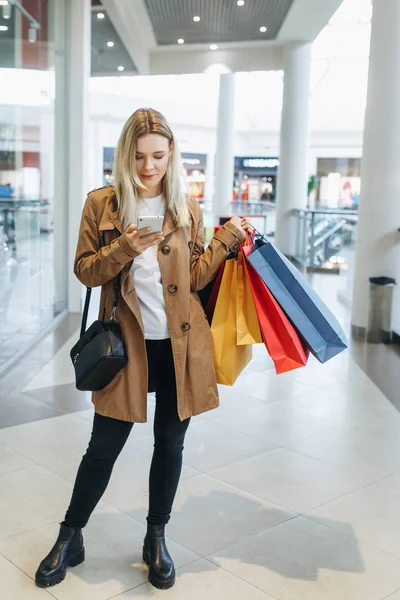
[70,274,128,391]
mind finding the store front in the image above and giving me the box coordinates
[234,157,279,203]
[317,157,361,209]
[103,147,115,186]
[0,0,68,370]
[181,153,207,201]
[102,149,208,202]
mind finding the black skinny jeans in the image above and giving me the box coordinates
[64,339,190,528]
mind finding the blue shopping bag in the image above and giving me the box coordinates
[247,238,347,363]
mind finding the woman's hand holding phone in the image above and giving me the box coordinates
[122,225,165,255]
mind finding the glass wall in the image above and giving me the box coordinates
[0,0,66,369]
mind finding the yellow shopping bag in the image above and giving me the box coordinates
[211,258,252,386]
[236,251,263,345]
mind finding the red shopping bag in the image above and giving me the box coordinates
[242,244,309,374]
[205,262,226,323]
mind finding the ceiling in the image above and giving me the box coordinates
[91,5,137,76]
[143,0,294,45]
[90,0,295,76]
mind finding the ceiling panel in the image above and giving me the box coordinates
[143,0,294,45]
[91,11,137,76]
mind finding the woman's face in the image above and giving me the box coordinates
[135,133,170,196]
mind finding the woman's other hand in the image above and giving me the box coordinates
[229,216,253,232]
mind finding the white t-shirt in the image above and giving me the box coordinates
[131,194,169,340]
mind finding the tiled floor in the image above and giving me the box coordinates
[1,275,400,599]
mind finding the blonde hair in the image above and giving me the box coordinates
[113,108,189,230]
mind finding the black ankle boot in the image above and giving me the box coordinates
[143,524,175,590]
[35,523,85,588]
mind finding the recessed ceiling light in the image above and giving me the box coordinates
[210,44,218,50]
[0,1,9,5]
[260,26,267,33]
[2,2,11,18]
[0,25,8,31]
[107,41,114,47]
[237,0,245,6]
[28,27,37,42]
[117,66,124,71]
[193,15,200,22]
[177,38,184,44]
[97,12,105,19]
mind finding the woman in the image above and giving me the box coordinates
[35,108,250,591]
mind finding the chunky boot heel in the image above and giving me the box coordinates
[68,546,85,568]
[35,523,84,588]
[143,524,175,590]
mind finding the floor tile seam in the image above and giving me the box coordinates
[0,549,54,596]
[206,449,377,513]
[22,388,79,410]
[0,517,65,543]
[104,580,151,599]
[0,443,85,478]
[201,469,302,518]
[0,437,42,464]
[202,512,300,559]
[201,410,342,443]
[0,393,71,428]
[301,511,400,564]
[180,445,286,478]
[382,587,400,600]
[297,479,378,517]
[190,445,286,474]
[206,442,370,484]
[0,314,74,382]
[102,503,204,560]
[281,443,379,481]
[133,434,284,473]
[201,555,279,598]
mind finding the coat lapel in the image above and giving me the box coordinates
[162,209,178,238]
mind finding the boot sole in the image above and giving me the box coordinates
[143,546,176,590]
[35,547,85,588]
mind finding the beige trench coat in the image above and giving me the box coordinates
[74,186,245,422]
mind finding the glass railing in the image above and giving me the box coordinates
[292,207,358,273]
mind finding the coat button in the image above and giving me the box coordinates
[162,246,170,255]
[181,322,191,331]
[168,285,177,294]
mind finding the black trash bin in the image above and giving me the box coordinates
[367,276,396,344]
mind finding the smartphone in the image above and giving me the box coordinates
[137,215,164,236]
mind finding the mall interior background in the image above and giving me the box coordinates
[0,0,398,371]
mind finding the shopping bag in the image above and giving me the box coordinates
[242,245,308,374]
[211,258,252,385]
[198,262,226,324]
[247,238,348,363]
[236,250,263,345]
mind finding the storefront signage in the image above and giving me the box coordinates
[181,153,207,169]
[235,157,279,171]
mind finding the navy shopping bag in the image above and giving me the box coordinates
[247,238,347,363]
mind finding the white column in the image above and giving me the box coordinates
[67,0,91,312]
[275,43,312,257]
[352,0,400,331]
[214,73,235,218]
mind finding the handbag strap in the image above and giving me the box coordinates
[80,287,92,337]
[80,272,122,336]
